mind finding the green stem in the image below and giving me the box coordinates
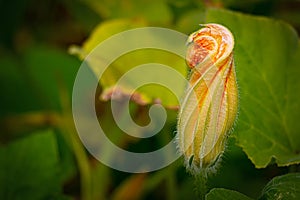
[194,171,208,200]
[62,114,92,200]
[58,83,92,200]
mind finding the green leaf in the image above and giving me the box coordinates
[259,173,300,200]
[23,45,81,110]
[54,130,77,184]
[206,188,253,200]
[71,19,187,107]
[74,18,147,58]
[0,54,42,116]
[206,8,300,168]
[0,130,63,200]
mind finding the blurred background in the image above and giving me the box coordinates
[0,0,299,199]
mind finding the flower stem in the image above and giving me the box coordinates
[194,171,208,200]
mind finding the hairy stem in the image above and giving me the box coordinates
[194,171,208,200]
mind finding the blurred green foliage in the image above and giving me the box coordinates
[1,0,300,200]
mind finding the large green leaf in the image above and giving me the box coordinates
[75,19,147,56]
[259,173,300,200]
[0,130,65,200]
[206,9,300,168]
[206,188,253,200]
[71,19,187,107]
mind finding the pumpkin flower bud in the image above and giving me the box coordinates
[177,24,238,174]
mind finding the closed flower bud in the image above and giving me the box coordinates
[177,24,238,174]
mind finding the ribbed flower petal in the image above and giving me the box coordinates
[177,24,238,174]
